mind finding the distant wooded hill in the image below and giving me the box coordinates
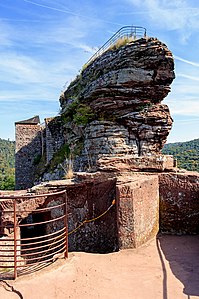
[162,138,199,172]
[0,137,198,190]
[0,138,15,190]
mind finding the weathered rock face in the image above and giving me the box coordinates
[120,104,173,155]
[58,37,174,170]
[97,155,174,173]
[60,37,174,116]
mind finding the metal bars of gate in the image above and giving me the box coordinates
[0,190,68,280]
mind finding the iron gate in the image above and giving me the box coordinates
[0,190,68,279]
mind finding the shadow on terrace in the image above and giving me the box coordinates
[157,234,199,299]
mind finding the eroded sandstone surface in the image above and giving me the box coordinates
[58,37,175,170]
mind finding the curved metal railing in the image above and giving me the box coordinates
[0,190,67,279]
[86,25,147,66]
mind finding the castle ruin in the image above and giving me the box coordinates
[9,26,199,267]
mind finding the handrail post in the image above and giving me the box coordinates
[85,26,147,66]
[1,190,68,279]
[13,199,17,279]
[64,191,68,258]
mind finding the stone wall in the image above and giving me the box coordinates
[31,172,160,251]
[15,116,66,189]
[159,172,199,234]
[66,178,118,253]
[1,177,118,253]
[1,170,199,255]
[15,122,42,190]
[62,173,159,251]
[45,117,65,163]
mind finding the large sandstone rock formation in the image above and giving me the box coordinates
[59,37,175,170]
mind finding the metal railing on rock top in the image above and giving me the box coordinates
[86,25,147,66]
[0,190,67,280]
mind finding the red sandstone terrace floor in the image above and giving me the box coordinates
[0,234,199,299]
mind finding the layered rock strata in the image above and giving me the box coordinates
[60,37,174,115]
[59,37,175,171]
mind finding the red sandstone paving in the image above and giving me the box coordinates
[1,235,199,299]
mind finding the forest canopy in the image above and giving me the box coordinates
[162,138,199,172]
[0,138,15,190]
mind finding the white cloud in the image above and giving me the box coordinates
[177,74,199,81]
[23,0,72,14]
[0,94,58,102]
[165,97,199,116]
[125,0,199,40]
[171,77,199,95]
[22,0,125,26]
[0,47,82,89]
[74,43,98,54]
[0,20,15,46]
[0,10,103,103]
[174,55,199,67]
[175,118,199,124]
[165,67,199,117]
[1,0,198,142]
[0,53,43,83]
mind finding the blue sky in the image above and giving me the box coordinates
[0,0,199,143]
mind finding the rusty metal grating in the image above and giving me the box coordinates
[0,190,68,279]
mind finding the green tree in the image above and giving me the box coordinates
[0,138,15,190]
[162,138,199,172]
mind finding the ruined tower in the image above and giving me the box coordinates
[15,116,42,190]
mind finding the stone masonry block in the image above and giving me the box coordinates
[116,174,159,248]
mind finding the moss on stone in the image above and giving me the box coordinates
[62,100,95,126]
[49,144,71,169]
